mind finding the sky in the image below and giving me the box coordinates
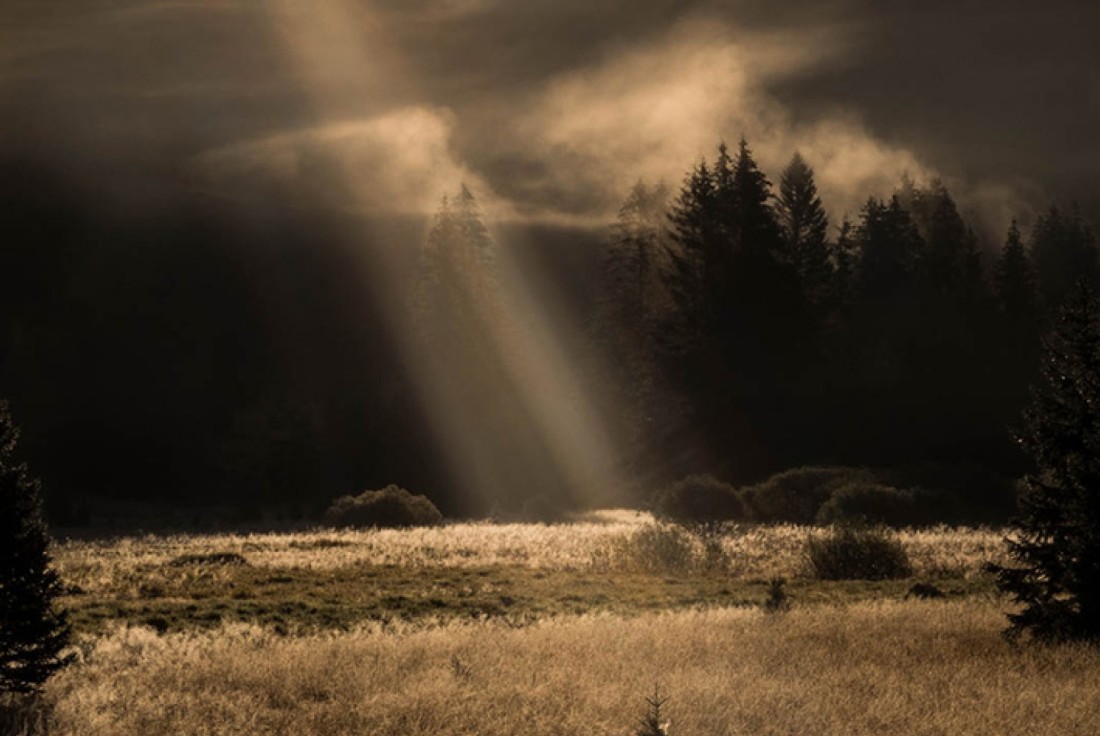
[3,0,1099,236]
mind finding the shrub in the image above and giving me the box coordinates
[324,485,443,528]
[805,525,913,580]
[651,474,747,524]
[763,577,791,613]
[742,466,875,524]
[815,482,922,527]
[608,523,727,574]
[880,462,1017,525]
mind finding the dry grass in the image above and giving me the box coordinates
[45,600,1100,736]
[53,512,1006,598]
[39,514,1065,735]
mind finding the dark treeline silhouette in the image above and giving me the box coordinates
[0,140,1095,524]
[0,159,458,523]
[590,139,1097,495]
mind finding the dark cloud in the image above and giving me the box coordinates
[2,0,1098,230]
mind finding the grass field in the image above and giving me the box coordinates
[24,513,1100,735]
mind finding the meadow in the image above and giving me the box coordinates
[28,513,1100,735]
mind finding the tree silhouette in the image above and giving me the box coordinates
[994,220,1038,328]
[989,280,1100,642]
[0,401,70,694]
[590,180,671,472]
[777,152,832,309]
[663,158,718,349]
[1031,205,1098,316]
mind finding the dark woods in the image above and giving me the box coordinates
[590,140,1093,495]
[0,140,1093,524]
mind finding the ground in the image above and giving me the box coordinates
[28,511,1100,735]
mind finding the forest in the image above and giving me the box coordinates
[0,137,1095,523]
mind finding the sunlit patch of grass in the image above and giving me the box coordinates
[49,515,1007,634]
[59,560,996,635]
[47,600,1100,736]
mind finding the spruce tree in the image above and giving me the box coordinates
[1031,205,1099,315]
[663,158,717,345]
[776,152,832,309]
[994,219,1038,332]
[0,401,70,694]
[989,280,1100,642]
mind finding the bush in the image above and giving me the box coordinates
[805,525,913,580]
[324,485,443,528]
[651,474,747,524]
[608,523,728,574]
[815,482,922,527]
[743,466,875,524]
[880,462,1017,524]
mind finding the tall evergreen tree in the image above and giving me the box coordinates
[592,181,671,468]
[730,138,783,259]
[831,216,858,312]
[776,152,832,308]
[1032,205,1099,315]
[663,159,718,347]
[920,186,970,296]
[989,280,1100,642]
[854,196,923,302]
[601,180,669,330]
[995,219,1038,330]
[0,401,70,694]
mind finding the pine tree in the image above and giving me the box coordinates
[1031,205,1099,315]
[730,137,783,259]
[591,181,670,469]
[776,152,832,308]
[831,216,858,311]
[854,196,923,302]
[994,219,1038,329]
[0,401,70,694]
[663,159,717,346]
[988,280,1100,642]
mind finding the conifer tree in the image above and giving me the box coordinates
[854,196,923,302]
[989,280,1100,642]
[994,219,1038,329]
[0,401,70,694]
[831,216,858,311]
[592,181,670,467]
[777,152,832,307]
[1031,205,1099,315]
[730,138,783,259]
[663,159,717,346]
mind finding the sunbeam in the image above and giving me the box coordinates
[262,0,626,513]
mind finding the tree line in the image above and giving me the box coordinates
[589,139,1097,487]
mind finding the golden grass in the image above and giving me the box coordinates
[46,599,1100,736]
[53,512,1006,598]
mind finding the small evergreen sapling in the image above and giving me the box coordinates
[0,401,71,694]
[635,687,670,736]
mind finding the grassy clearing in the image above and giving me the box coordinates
[51,513,1005,634]
[37,514,1056,735]
[61,561,995,635]
[47,600,1100,736]
[54,512,1004,591]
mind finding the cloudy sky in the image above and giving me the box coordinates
[3,0,1098,234]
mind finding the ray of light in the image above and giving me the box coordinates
[262,0,627,513]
